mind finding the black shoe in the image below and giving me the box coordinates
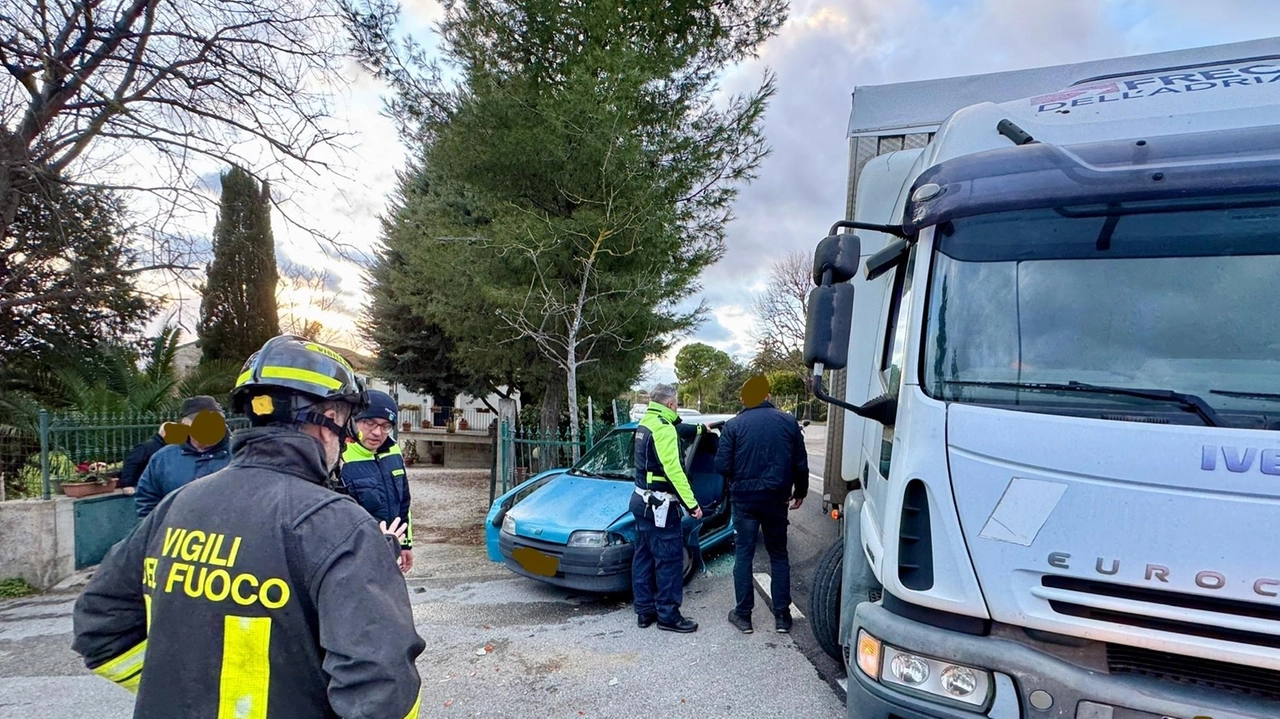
[728,611,753,634]
[775,613,793,633]
[637,613,657,628]
[657,617,698,633]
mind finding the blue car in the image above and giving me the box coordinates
[484,419,736,593]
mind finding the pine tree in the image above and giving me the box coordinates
[198,166,281,364]
[363,0,786,438]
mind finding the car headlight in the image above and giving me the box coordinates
[567,531,607,548]
[855,629,992,709]
[502,514,516,535]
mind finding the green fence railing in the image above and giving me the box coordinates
[491,419,615,502]
[0,410,250,501]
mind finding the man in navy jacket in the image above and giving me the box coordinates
[714,375,809,634]
[341,390,414,573]
[135,396,232,518]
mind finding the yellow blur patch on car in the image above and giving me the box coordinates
[512,547,559,577]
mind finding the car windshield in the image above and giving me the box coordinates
[567,427,700,480]
[922,192,1280,429]
[569,429,637,480]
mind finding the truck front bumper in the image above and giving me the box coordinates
[847,600,1274,719]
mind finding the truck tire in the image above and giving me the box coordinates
[810,538,844,662]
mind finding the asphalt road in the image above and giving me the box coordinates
[0,434,849,718]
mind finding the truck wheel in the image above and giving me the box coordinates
[810,538,844,662]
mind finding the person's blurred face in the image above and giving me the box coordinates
[357,418,392,451]
[305,405,352,469]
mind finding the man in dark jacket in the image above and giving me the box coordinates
[134,396,232,518]
[714,375,809,634]
[118,424,167,494]
[72,335,425,718]
[341,389,414,573]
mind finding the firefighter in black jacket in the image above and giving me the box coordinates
[71,335,426,718]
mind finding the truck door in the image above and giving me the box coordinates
[863,244,918,490]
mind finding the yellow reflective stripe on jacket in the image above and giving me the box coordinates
[640,413,698,510]
[218,616,272,719]
[403,509,413,548]
[402,691,422,719]
[92,638,147,693]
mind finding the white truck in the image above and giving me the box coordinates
[802,36,1280,718]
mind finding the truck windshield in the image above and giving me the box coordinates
[922,192,1280,429]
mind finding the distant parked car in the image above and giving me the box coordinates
[484,419,734,593]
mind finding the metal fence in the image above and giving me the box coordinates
[1,410,249,501]
[492,419,614,500]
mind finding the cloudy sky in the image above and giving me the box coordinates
[153,0,1280,387]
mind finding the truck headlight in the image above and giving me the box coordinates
[857,630,992,709]
[502,515,516,535]
[568,531,607,548]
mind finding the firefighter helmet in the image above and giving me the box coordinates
[231,335,368,432]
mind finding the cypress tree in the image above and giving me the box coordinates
[198,165,281,363]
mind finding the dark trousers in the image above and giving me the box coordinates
[732,501,791,618]
[631,496,685,624]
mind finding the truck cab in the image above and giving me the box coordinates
[804,38,1280,718]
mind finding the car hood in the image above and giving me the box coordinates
[507,472,634,544]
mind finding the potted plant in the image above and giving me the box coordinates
[458,416,469,431]
[401,439,419,466]
[60,461,119,498]
[401,420,412,432]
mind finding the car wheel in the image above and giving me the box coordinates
[682,545,695,584]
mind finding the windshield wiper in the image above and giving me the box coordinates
[946,380,1222,427]
[1210,389,1280,401]
[569,468,633,481]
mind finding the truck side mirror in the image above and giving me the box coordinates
[812,233,862,285]
[804,283,855,370]
[864,238,910,281]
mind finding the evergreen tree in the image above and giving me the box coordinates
[361,0,786,438]
[0,181,151,364]
[198,166,281,363]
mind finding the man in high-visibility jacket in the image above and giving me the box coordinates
[629,383,704,633]
[341,389,414,573]
[71,334,425,718]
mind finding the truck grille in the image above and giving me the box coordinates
[1040,575,1280,649]
[1108,644,1280,701]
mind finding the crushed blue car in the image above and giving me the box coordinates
[484,419,736,594]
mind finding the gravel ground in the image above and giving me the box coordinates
[0,466,846,719]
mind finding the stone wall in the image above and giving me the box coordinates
[0,498,75,590]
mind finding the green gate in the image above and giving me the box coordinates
[33,410,247,569]
[74,494,140,569]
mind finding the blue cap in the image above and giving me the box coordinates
[354,389,398,424]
